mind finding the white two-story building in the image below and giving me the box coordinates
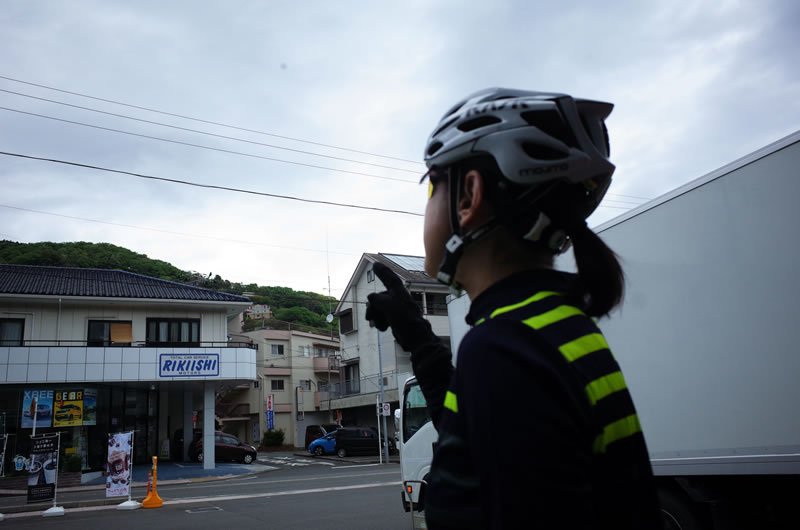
[331,253,450,429]
[0,264,254,478]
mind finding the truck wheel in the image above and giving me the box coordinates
[314,446,324,456]
[337,448,347,458]
[659,488,706,530]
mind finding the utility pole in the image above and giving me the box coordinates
[374,270,391,464]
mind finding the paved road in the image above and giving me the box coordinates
[1,455,410,529]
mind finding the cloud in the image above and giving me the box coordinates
[1,0,798,293]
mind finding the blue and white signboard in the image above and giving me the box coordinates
[159,354,220,378]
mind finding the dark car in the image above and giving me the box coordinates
[304,424,341,449]
[171,428,202,460]
[188,431,257,464]
[333,427,384,458]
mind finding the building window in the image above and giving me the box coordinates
[427,293,448,316]
[0,319,24,346]
[302,345,310,357]
[271,379,284,391]
[299,380,312,391]
[271,344,284,356]
[88,320,133,346]
[411,292,425,313]
[339,309,354,334]
[146,318,200,346]
[366,269,375,283]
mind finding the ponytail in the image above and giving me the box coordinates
[568,225,624,317]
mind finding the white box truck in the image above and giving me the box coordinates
[397,131,800,529]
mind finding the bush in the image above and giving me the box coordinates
[261,429,285,447]
[62,454,82,472]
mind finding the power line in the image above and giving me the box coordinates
[0,203,361,257]
[0,151,424,217]
[0,106,418,184]
[0,74,425,166]
[0,88,420,174]
[0,77,651,203]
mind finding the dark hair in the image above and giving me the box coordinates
[457,155,625,317]
[567,224,624,317]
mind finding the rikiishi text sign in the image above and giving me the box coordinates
[159,353,220,377]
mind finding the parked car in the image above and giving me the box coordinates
[333,427,385,458]
[308,432,337,456]
[171,428,201,460]
[188,431,257,464]
[304,424,341,449]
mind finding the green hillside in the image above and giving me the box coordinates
[0,240,338,334]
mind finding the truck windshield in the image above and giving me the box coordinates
[403,383,431,443]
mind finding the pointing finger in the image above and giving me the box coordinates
[371,262,404,293]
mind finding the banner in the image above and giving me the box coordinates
[21,389,54,429]
[83,388,97,426]
[53,390,83,427]
[0,435,7,476]
[106,432,133,498]
[27,435,58,503]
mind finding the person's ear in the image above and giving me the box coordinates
[457,169,488,230]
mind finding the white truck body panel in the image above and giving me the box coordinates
[588,131,800,475]
[442,131,800,476]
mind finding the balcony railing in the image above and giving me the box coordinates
[8,340,256,349]
[319,370,411,399]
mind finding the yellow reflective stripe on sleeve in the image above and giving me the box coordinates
[488,291,560,319]
[558,333,610,362]
[585,371,627,406]
[444,391,458,413]
[522,304,584,330]
[593,414,642,454]
[474,317,486,326]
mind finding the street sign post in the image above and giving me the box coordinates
[266,394,274,431]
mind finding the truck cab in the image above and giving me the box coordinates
[397,375,437,513]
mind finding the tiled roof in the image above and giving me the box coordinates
[365,253,439,285]
[0,264,250,302]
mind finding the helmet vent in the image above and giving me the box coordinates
[443,100,467,118]
[432,117,458,138]
[522,142,569,161]
[427,141,443,156]
[457,115,501,132]
[521,110,578,148]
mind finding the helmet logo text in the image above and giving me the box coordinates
[519,164,569,176]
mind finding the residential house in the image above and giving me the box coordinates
[0,264,254,478]
[228,328,340,447]
[331,253,450,431]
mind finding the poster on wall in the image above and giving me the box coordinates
[21,389,54,429]
[27,434,59,503]
[83,389,97,426]
[53,390,83,427]
[106,432,133,498]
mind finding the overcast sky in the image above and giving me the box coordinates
[1,0,798,297]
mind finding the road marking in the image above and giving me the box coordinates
[332,463,382,469]
[159,470,399,491]
[186,506,223,513]
[2,481,402,519]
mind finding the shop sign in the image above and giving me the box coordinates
[27,434,59,504]
[106,432,133,498]
[21,389,54,429]
[159,353,220,377]
[53,390,84,427]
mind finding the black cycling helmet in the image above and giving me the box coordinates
[423,88,616,289]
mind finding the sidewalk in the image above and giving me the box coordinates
[0,459,278,514]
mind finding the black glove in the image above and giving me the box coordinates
[365,262,438,353]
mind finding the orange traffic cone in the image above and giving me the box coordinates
[142,457,163,508]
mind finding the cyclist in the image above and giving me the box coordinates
[366,88,661,529]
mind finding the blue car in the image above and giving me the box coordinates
[308,431,337,456]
